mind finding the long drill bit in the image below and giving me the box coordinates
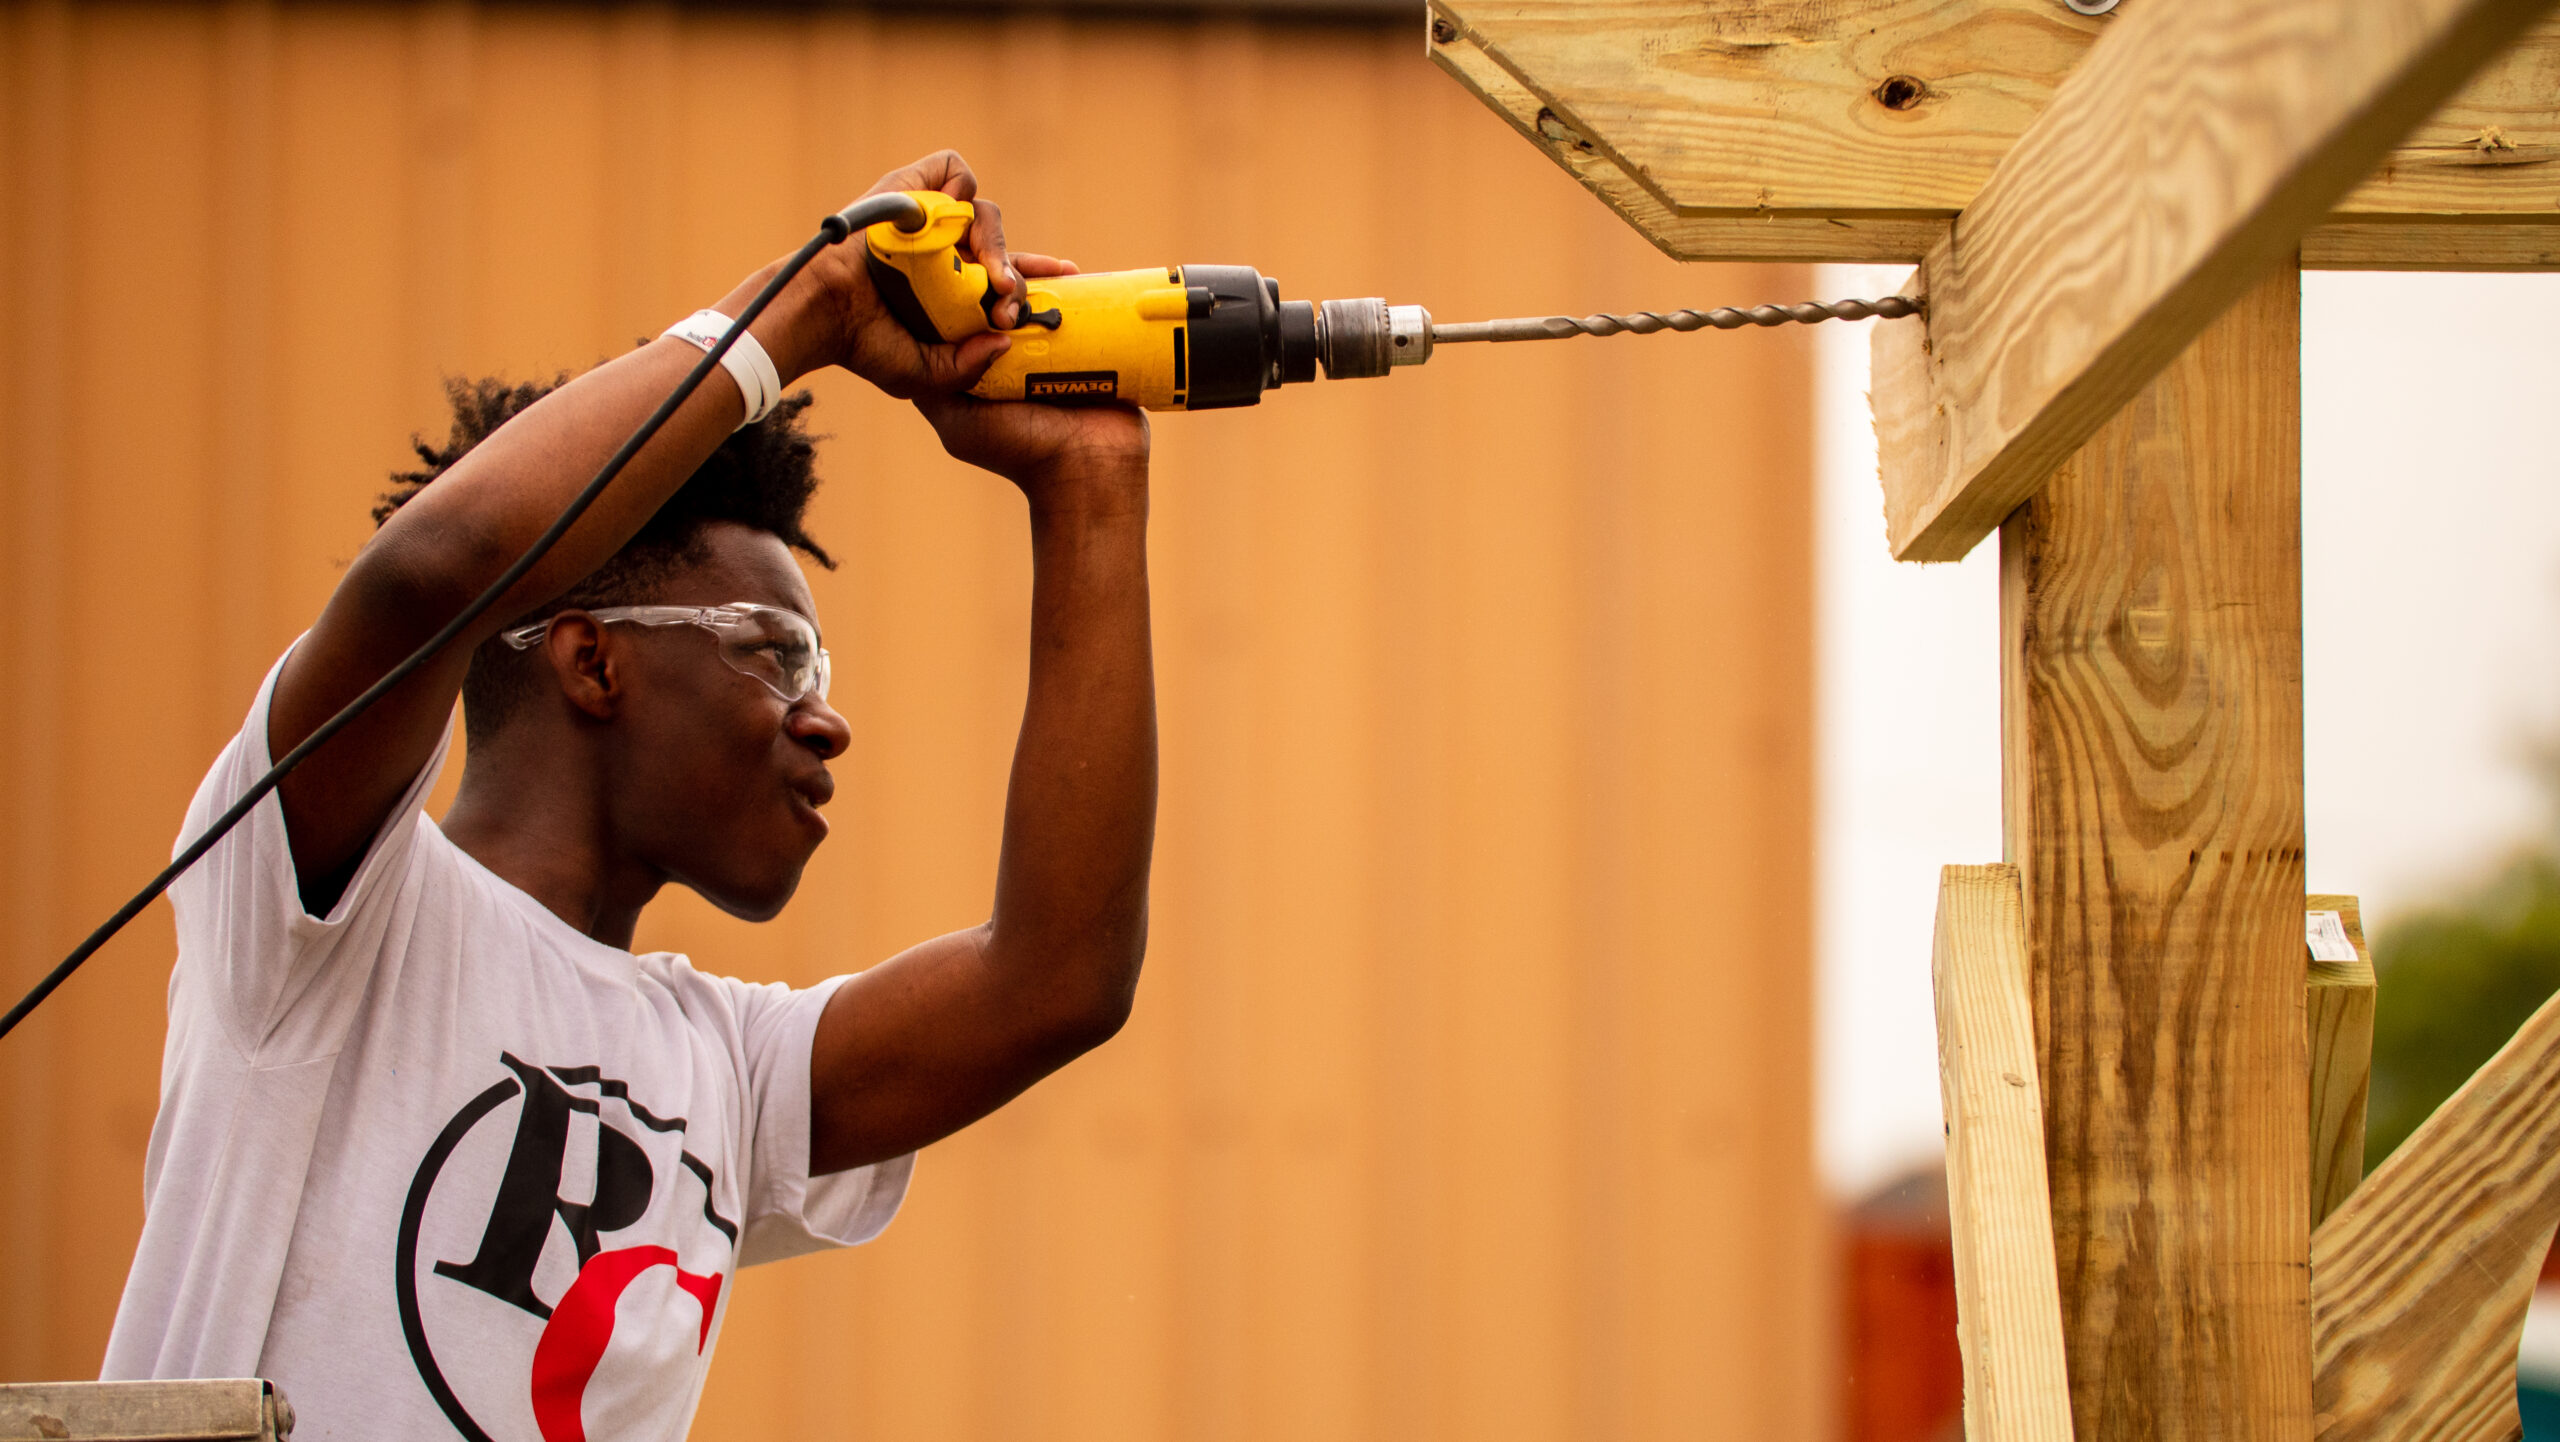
[1431,295,1920,345]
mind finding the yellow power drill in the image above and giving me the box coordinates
[862,190,1921,412]
[863,192,1429,411]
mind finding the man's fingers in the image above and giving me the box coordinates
[928,331,1010,392]
[1013,253,1079,279]
[969,199,1009,269]
[862,148,979,202]
[967,199,1019,327]
[871,332,1006,402]
[926,150,979,200]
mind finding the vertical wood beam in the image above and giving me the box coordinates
[1934,864,2076,1442]
[2305,895,2376,1229]
[2000,267,2310,1442]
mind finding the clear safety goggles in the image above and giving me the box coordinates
[500,602,831,704]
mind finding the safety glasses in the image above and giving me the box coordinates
[500,602,831,704]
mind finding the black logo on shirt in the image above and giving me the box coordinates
[398,1055,738,1442]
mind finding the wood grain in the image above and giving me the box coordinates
[1431,1,2560,268]
[1999,270,2309,1442]
[1932,864,2076,1442]
[2304,895,2376,1230]
[1427,13,1951,264]
[1874,0,2554,562]
[0,1379,281,1441]
[2310,981,2560,1442]
[2304,221,2560,271]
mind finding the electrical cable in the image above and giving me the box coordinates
[0,190,931,1042]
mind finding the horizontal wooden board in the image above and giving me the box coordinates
[1431,0,2560,269]
[2304,220,2560,269]
[1429,25,1952,262]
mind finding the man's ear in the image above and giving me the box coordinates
[540,612,623,721]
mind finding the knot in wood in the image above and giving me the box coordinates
[1533,107,1595,153]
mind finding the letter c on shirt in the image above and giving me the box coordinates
[527,1246,723,1442]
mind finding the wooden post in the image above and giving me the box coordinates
[2305,895,2377,1229]
[2000,267,2310,1442]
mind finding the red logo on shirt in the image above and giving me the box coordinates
[397,1055,737,1442]
[529,1247,722,1442]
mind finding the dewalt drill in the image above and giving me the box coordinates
[862,192,1918,413]
[864,192,1431,411]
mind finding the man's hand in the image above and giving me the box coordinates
[912,386,1151,506]
[742,150,1027,399]
[909,250,1150,506]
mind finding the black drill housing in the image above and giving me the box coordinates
[1182,267,1384,408]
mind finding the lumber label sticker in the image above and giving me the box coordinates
[2307,910,2358,963]
[397,1054,738,1442]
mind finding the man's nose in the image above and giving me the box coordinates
[789,695,852,760]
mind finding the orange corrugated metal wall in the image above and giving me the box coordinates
[0,4,1824,1439]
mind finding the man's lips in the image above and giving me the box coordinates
[790,773,834,808]
[788,770,834,833]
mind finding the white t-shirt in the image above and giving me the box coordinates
[103,650,913,1442]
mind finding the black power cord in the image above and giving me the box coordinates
[0,190,932,1042]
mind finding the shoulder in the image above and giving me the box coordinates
[634,953,803,1023]
[634,956,849,1063]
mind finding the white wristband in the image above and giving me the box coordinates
[661,308,783,426]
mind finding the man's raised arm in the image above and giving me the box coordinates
[268,152,1019,911]
[808,379,1157,1174]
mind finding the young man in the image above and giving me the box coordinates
[102,152,1155,1442]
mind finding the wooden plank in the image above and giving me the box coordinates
[1429,2,2560,268]
[1435,0,2109,216]
[1932,864,2075,1442]
[2000,269,2308,1442]
[2304,220,2560,271]
[0,1379,284,1441]
[1426,14,1951,264]
[2305,895,2377,1230]
[2309,981,2560,1442]
[1872,0,2554,563]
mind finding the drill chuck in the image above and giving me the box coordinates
[1133,272,1428,407]
[1291,298,1434,380]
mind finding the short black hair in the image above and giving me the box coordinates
[375,373,837,746]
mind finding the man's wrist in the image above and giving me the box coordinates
[708,261,843,386]
[1021,454,1149,522]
